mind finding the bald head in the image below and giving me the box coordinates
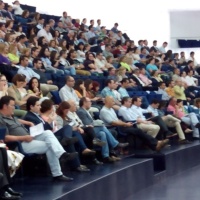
[67,99,76,112]
[104,96,115,108]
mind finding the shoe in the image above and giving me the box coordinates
[59,152,78,163]
[76,166,90,172]
[115,142,129,149]
[111,156,121,161]
[82,149,96,156]
[156,139,169,152]
[179,139,192,144]
[5,188,22,197]
[93,138,106,147]
[110,150,118,157]
[53,175,73,182]
[93,158,103,165]
[184,128,193,134]
[103,157,115,163]
[195,123,200,128]
[0,192,20,200]
[166,132,177,138]
[60,137,78,146]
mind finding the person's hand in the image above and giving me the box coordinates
[33,86,39,93]
[28,122,34,127]
[78,127,84,134]
[24,135,33,142]
[47,80,53,84]
[80,84,85,90]
[126,122,133,127]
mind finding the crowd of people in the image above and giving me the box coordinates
[0,0,200,199]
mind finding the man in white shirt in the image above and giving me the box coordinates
[17,56,40,82]
[100,96,169,151]
[159,42,168,53]
[157,82,171,101]
[59,76,79,106]
[131,97,176,140]
[37,23,53,42]
[185,70,198,87]
[147,99,190,144]
[118,97,160,138]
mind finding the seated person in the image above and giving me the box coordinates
[167,97,200,140]
[0,96,77,182]
[99,96,169,152]
[77,97,129,163]
[0,147,22,200]
[7,74,38,110]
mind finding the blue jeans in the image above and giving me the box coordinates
[22,130,65,177]
[64,67,76,76]
[94,126,119,158]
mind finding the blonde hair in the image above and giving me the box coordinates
[0,43,7,54]
[8,44,17,55]
[116,67,126,76]
[21,48,30,57]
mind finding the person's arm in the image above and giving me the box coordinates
[5,135,33,142]
[18,119,34,127]
[30,69,40,80]
[174,86,182,95]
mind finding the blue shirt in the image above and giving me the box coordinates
[146,64,158,72]
[101,87,116,100]
[118,87,129,98]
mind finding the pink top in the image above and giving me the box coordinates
[139,74,152,85]
[167,105,185,118]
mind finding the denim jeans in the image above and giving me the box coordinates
[93,126,119,158]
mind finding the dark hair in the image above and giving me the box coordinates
[37,36,46,47]
[126,47,134,53]
[121,96,130,105]
[121,78,129,84]
[158,82,165,87]
[105,79,114,86]
[84,79,93,91]
[79,97,87,107]
[132,96,140,104]
[39,46,49,58]
[19,55,28,64]
[74,79,84,95]
[60,50,67,57]
[33,58,42,66]
[56,101,70,119]
[40,99,53,113]
[50,50,58,62]
[151,99,160,104]
[190,51,194,56]
[187,60,193,65]
[28,77,41,93]
[5,20,13,28]
[177,99,183,104]
[0,96,15,109]
[31,47,38,54]
[26,96,40,111]
[12,74,26,85]
[65,75,72,83]
[92,81,100,92]
[153,40,157,43]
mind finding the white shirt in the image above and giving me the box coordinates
[159,46,166,53]
[131,105,148,120]
[118,106,138,121]
[185,75,197,86]
[67,111,84,127]
[12,4,23,15]
[37,29,53,42]
[59,85,79,106]
[99,106,118,126]
[147,105,159,117]
[17,66,40,82]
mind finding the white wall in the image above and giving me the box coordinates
[5,0,200,61]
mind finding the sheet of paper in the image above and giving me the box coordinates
[29,123,44,137]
